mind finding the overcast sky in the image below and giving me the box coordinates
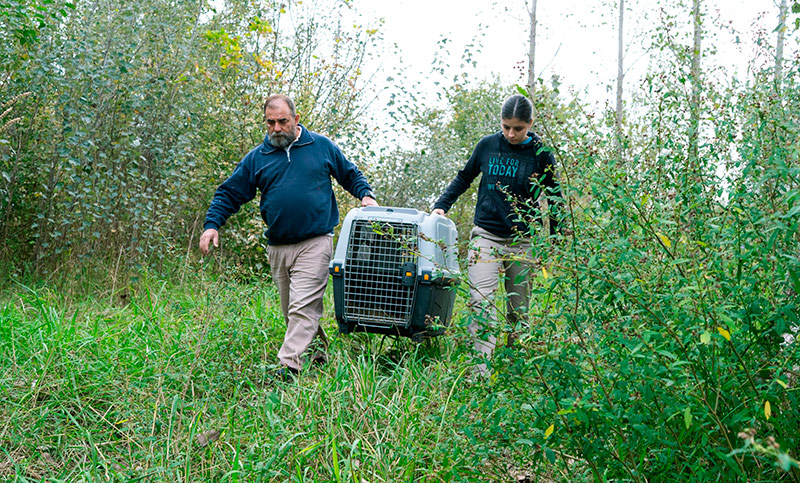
[354,0,796,115]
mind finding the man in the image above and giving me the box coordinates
[199,94,377,378]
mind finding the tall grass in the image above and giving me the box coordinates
[0,270,530,482]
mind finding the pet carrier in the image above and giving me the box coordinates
[329,206,460,339]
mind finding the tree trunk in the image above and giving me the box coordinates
[527,0,537,96]
[33,144,61,272]
[527,0,548,234]
[0,139,22,245]
[689,0,702,166]
[615,0,625,162]
[776,0,788,88]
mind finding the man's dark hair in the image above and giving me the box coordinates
[501,94,533,123]
[263,94,296,117]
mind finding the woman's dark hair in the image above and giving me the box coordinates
[500,94,533,123]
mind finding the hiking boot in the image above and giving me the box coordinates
[274,366,299,383]
[310,351,328,367]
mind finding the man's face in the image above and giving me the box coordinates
[265,101,300,148]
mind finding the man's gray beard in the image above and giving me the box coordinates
[269,131,294,149]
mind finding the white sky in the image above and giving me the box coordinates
[354,0,797,117]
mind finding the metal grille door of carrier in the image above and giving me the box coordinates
[343,220,419,327]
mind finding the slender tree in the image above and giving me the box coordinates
[688,0,702,166]
[527,0,537,96]
[615,0,625,160]
[526,0,549,234]
[776,0,788,88]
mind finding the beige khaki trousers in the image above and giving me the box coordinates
[267,234,333,371]
[467,226,532,373]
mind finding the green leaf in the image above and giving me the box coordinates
[332,436,341,483]
[544,447,556,464]
[778,452,793,471]
[657,350,678,360]
[780,204,800,219]
[684,407,692,429]
[789,269,800,295]
[700,332,711,345]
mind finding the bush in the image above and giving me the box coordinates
[445,65,800,481]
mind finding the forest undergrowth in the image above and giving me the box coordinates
[1,267,551,482]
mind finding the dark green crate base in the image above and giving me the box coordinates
[332,276,456,340]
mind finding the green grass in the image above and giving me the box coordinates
[0,272,540,482]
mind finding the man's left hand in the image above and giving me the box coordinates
[361,196,378,207]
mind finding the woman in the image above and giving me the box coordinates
[432,94,562,374]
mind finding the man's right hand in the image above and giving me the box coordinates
[199,228,219,255]
[432,208,446,216]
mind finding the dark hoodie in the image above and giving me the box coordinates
[204,125,373,245]
[433,131,562,238]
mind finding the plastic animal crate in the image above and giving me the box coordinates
[329,206,460,339]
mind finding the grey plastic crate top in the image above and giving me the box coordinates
[331,206,460,278]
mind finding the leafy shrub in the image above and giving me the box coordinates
[447,59,800,483]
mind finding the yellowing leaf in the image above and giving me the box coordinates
[717,327,731,341]
[656,232,671,248]
[544,424,554,439]
[765,401,772,420]
[542,266,549,280]
[700,332,711,345]
[776,379,788,389]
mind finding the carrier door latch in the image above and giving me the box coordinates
[400,262,416,287]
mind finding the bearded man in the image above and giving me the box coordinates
[200,94,377,379]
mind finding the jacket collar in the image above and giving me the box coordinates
[497,130,542,149]
[260,123,314,154]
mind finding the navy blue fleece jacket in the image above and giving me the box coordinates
[203,125,373,245]
[433,131,563,238]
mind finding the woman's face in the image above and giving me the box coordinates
[501,117,533,145]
